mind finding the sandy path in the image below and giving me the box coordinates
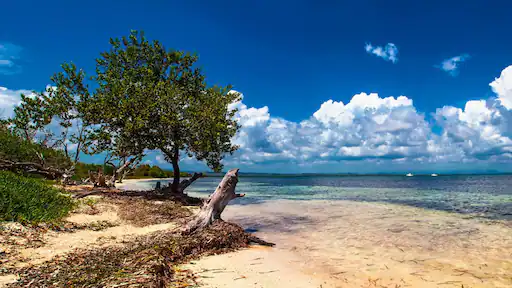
[19,216,176,266]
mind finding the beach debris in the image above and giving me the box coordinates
[185,168,275,246]
[116,198,192,226]
[185,168,245,233]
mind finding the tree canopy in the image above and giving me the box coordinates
[8,30,241,192]
[82,30,241,192]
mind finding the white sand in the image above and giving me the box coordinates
[116,178,170,190]
[182,246,335,288]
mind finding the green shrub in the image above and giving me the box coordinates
[0,126,72,173]
[0,171,76,223]
[128,164,190,179]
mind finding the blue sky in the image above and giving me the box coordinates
[1,0,512,173]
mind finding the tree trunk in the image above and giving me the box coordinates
[105,155,142,187]
[118,169,130,183]
[115,156,140,179]
[87,170,96,184]
[185,168,245,233]
[96,168,107,187]
[171,152,180,194]
[106,172,116,187]
[162,171,203,195]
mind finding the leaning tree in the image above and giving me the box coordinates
[7,64,92,182]
[8,63,144,185]
[82,30,241,194]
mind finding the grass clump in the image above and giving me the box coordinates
[0,171,76,224]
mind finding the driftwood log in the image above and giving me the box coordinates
[185,168,274,247]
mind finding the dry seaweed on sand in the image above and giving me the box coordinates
[8,220,257,287]
[72,188,204,207]
[115,198,193,227]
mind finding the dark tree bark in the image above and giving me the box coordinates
[162,172,203,195]
[185,168,245,233]
[170,148,180,194]
[160,147,204,195]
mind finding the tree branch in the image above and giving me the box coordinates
[0,159,65,179]
[178,172,204,192]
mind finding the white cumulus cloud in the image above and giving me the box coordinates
[490,65,512,109]
[365,43,399,63]
[227,91,434,167]
[224,65,512,171]
[0,86,34,119]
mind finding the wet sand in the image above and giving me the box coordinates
[189,199,512,288]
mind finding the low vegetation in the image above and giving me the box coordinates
[73,162,188,180]
[0,126,71,179]
[127,164,191,179]
[0,171,75,224]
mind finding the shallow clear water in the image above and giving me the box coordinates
[129,175,512,220]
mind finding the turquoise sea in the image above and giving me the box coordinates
[123,175,512,220]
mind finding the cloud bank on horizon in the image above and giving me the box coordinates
[2,65,512,173]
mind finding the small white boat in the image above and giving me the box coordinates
[406,173,413,177]
[431,173,438,177]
